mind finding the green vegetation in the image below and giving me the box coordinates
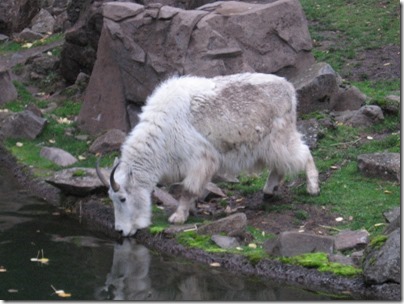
[300,0,399,74]
[369,235,388,250]
[0,33,64,54]
[279,252,362,277]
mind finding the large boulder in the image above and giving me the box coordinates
[77,0,315,134]
[0,0,40,35]
[357,152,400,183]
[0,109,46,140]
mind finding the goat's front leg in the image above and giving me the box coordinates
[168,190,196,224]
[263,169,284,198]
[306,155,320,195]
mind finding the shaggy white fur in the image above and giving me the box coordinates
[106,73,319,236]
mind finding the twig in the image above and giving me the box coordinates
[329,138,361,147]
[318,225,342,232]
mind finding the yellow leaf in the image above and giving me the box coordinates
[209,262,221,267]
[384,190,392,194]
[248,243,257,249]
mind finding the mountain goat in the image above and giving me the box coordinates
[97,73,319,237]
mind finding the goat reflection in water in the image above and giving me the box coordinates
[95,239,328,301]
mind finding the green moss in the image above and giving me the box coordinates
[176,231,226,253]
[72,169,87,177]
[280,252,362,277]
[369,235,388,250]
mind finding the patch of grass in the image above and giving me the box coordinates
[369,235,388,250]
[72,169,87,177]
[0,33,64,54]
[222,172,267,195]
[353,80,400,106]
[176,231,227,253]
[301,0,399,72]
[280,252,362,277]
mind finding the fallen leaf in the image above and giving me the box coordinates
[0,266,7,272]
[236,247,243,251]
[384,190,392,194]
[335,217,343,222]
[248,243,257,249]
[49,139,56,144]
[298,229,305,233]
[78,155,86,160]
[209,262,221,267]
[22,43,33,48]
[16,142,23,147]
[330,165,339,170]
[8,289,18,293]
[367,136,374,140]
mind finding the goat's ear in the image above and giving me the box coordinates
[113,157,120,167]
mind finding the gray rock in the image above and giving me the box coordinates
[211,234,240,249]
[0,69,18,105]
[332,105,384,128]
[384,207,400,223]
[0,34,9,42]
[77,0,315,135]
[383,95,400,115]
[0,0,40,35]
[331,85,367,111]
[384,216,400,236]
[40,146,78,167]
[18,28,45,42]
[197,212,247,236]
[357,152,400,183]
[290,62,338,115]
[351,250,364,267]
[30,54,60,76]
[328,254,354,266]
[334,229,369,251]
[264,231,335,257]
[0,110,46,140]
[363,228,400,284]
[297,119,323,149]
[89,129,126,154]
[46,167,109,196]
[31,8,56,34]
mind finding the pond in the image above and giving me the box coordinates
[0,165,337,300]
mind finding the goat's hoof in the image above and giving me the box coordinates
[307,186,320,196]
[168,211,188,224]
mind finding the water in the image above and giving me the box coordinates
[0,165,335,300]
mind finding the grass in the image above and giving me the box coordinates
[0,33,64,54]
[300,0,399,73]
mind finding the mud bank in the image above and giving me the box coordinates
[0,144,399,300]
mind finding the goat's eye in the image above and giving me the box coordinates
[120,197,126,203]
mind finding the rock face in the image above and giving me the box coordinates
[0,0,40,35]
[363,228,400,285]
[357,153,400,183]
[0,70,18,105]
[77,0,315,135]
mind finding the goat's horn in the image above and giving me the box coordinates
[110,161,121,193]
[96,158,109,187]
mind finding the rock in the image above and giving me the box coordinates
[46,167,109,196]
[89,129,126,154]
[0,34,9,42]
[383,95,400,115]
[328,254,354,266]
[0,109,46,140]
[127,104,142,129]
[197,212,247,236]
[351,250,364,267]
[383,207,400,223]
[290,62,338,114]
[297,119,323,149]
[211,234,240,249]
[29,53,60,76]
[363,228,400,284]
[332,105,384,128]
[384,215,400,236]
[357,153,400,183]
[264,231,335,257]
[0,0,41,35]
[53,10,71,33]
[77,0,315,134]
[334,229,369,251]
[31,8,56,34]
[331,85,367,111]
[0,69,18,105]
[18,28,45,42]
[40,146,78,167]
[163,224,198,236]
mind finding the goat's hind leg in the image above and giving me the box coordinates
[168,189,197,224]
[306,154,319,195]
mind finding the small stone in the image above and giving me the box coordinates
[211,235,240,249]
[334,229,369,251]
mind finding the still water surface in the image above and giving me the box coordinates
[0,165,336,300]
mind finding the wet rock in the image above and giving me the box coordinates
[197,212,247,236]
[357,152,400,183]
[297,118,323,149]
[211,234,240,249]
[89,129,126,154]
[0,34,9,42]
[351,250,364,267]
[264,231,335,257]
[332,105,384,128]
[334,229,369,251]
[0,109,46,140]
[30,8,56,34]
[77,0,315,134]
[40,146,78,167]
[46,167,109,196]
[331,85,367,111]
[0,69,18,105]
[363,228,400,285]
[17,28,45,42]
[290,62,338,115]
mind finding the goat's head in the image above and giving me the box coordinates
[96,159,151,237]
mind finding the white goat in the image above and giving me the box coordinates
[97,73,319,237]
